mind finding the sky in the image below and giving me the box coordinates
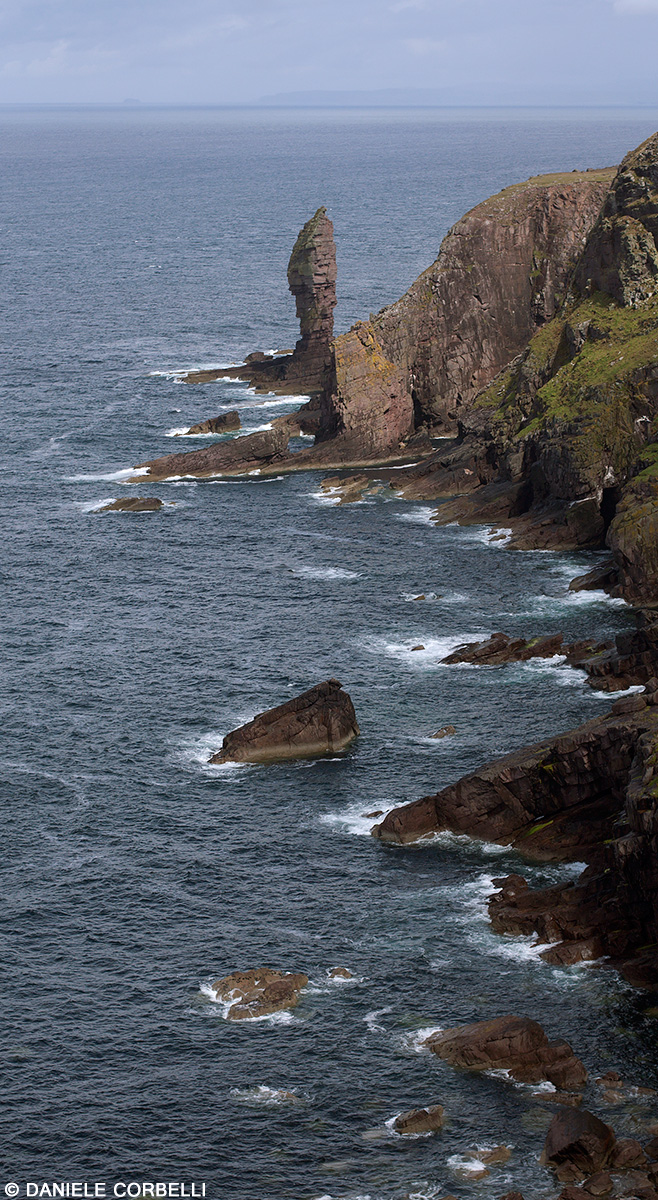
[1,0,658,106]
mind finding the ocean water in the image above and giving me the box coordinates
[3,107,658,1200]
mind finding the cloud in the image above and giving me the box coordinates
[389,0,429,11]
[613,0,658,11]
[403,36,447,54]
[0,37,118,78]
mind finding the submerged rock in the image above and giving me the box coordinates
[431,725,456,739]
[97,496,164,512]
[209,678,359,764]
[182,411,241,435]
[427,1016,587,1091]
[393,1105,445,1135]
[212,967,308,1020]
[327,967,353,980]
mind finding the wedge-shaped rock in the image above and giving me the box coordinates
[393,1105,445,1135]
[98,496,164,512]
[212,967,308,1020]
[183,411,241,435]
[427,1016,587,1091]
[210,678,359,764]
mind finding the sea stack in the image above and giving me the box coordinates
[285,206,337,393]
[209,678,359,764]
[184,206,337,397]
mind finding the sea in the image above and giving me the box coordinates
[3,105,658,1200]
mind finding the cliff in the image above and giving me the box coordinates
[327,169,613,437]
[386,132,658,602]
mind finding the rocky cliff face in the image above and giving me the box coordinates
[321,170,613,439]
[381,132,658,601]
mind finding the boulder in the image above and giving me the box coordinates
[212,967,308,1020]
[542,1109,616,1181]
[98,496,164,512]
[209,678,359,764]
[183,411,241,435]
[471,1146,511,1165]
[393,1104,445,1135]
[328,967,353,980]
[610,1139,648,1169]
[582,1174,613,1196]
[431,725,457,739]
[568,561,618,593]
[427,1016,587,1090]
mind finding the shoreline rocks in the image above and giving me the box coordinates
[426,1016,587,1091]
[209,678,359,764]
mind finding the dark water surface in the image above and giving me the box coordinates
[3,107,658,1200]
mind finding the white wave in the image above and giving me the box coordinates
[591,683,645,699]
[175,731,250,774]
[76,497,118,513]
[308,489,342,507]
[229,1085,301,1105]
[399,1025,444,1054]
[304,970,363,995]
[364,1006,393,1033]
[396,507,435,526]
[149,361,237,377]
[292,566,360,581]
[319,802,394,838]
[401,591,442,602]
[362,634,470,668]
[428,831,511,856]
[405,1187,448,1200]
[560,588,627,608]
[243,422,273,433]
[447,1154,489,1175]
[165,426,240,439]
[448,524,513,548]
[65,466,148,483]
[256,394,310,406]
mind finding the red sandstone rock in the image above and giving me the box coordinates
[610,1139,648,1169]
[212,967,308,1020]
[426,1016,587,1090]
[134,425,290,482]
[183,411,241,435]
[393,1104,444,1135]
[98,496,164,512]
[344,170,613,435]
[542,1109,616,1181]
[372,708,658,856]
[209,678,359,764]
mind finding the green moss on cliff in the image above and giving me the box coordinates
[476,291,658,480]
